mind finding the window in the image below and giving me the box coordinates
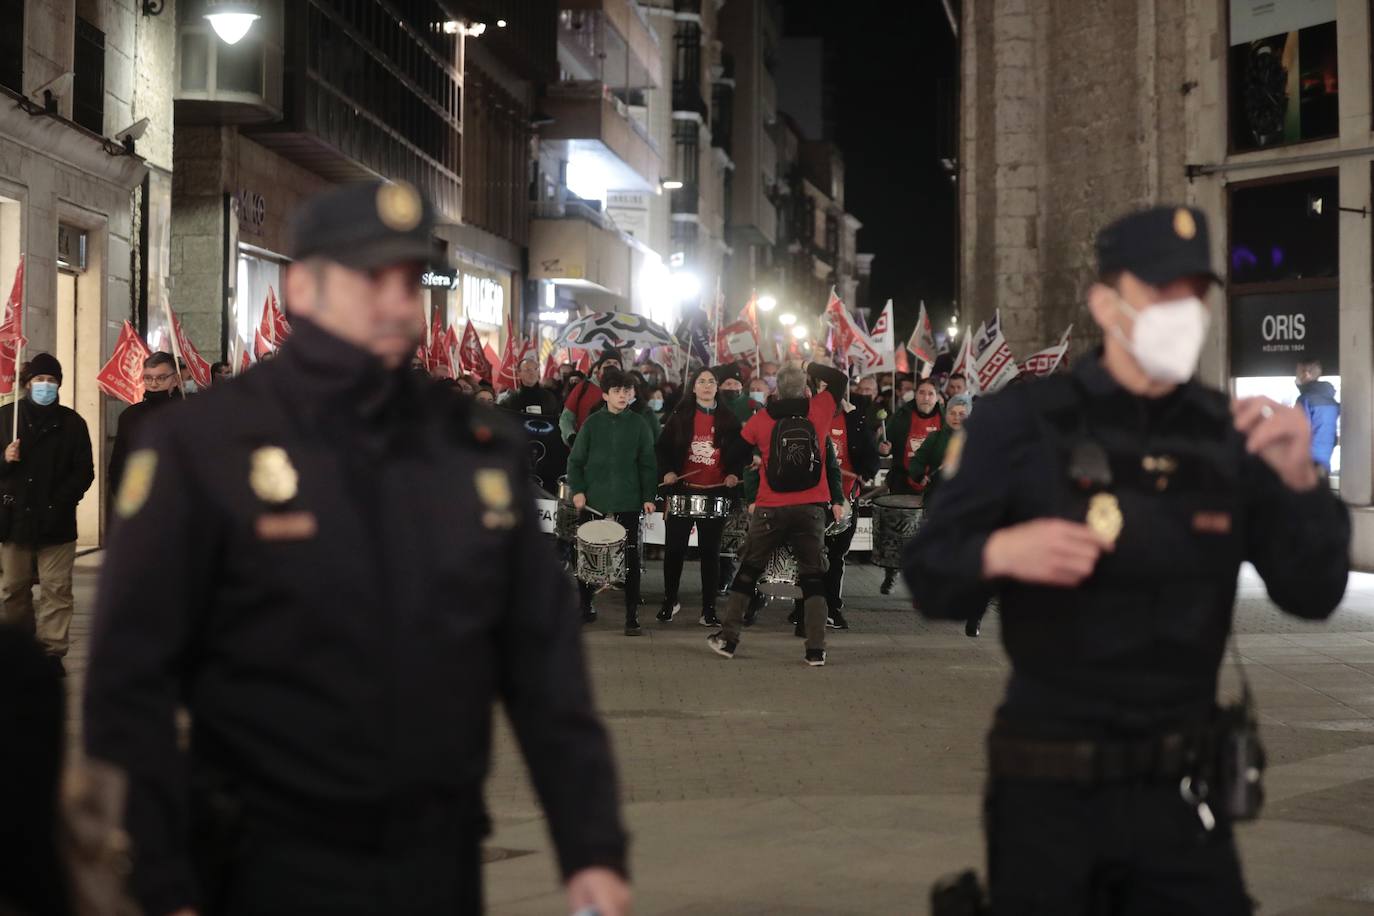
[73,17,105,134]
[1228,170,1342,476]
[0,0,21,94]
[1228,1,1338,152]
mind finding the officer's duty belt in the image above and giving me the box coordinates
[988,731,1190,785]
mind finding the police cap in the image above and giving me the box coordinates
[1095,205,1222,287]
[288,180,441,271]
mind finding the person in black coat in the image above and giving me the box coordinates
[107,350,182,500]
[501,357,561,418]
[83,182,629,916]
[0,353,95,665]
[654,366,748,627]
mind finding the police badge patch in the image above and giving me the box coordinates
[116,450,157,519]
[250,447,299,504]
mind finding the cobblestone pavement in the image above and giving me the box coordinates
[63,555,1374,915]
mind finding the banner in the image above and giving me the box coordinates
[907,301,937,366]
[258,286,290,350]
[1019,325,1073,377]
[96,321,151,405]
[862,299,897,375]
[0,256,25,395]
[972,311,1020,392]
[169,309,213,389]
[459,320,492,382]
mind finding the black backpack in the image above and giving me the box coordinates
[766,411,822,492]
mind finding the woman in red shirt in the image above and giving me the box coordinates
[655,367,748,627]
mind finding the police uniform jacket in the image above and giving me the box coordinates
[83,318,627,915]
[904,353,1349,734]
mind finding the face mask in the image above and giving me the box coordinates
[30,381,58,406]
[750,391,767,405]
[182,380,198,395]
[627,394,636,406]
[763,375,777,390]
[901,390,915,403]
[649,398,663,411]
[721,389,740,402]
[1115,296,1210,385]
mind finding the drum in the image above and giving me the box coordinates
[554,476,580,542]
[666,493,734,519]
[825,502,854,538]
[575,519,628,585]
[758,545,799,596]
[719,505,750,557]
[871,494,924,569]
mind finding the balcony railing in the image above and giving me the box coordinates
[670,182,700,215]
[672,79,708,119]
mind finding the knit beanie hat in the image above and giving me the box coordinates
[25,353,62,385]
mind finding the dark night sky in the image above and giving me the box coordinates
[780,2,959,331]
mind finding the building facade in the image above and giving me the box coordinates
[960,0,1374,562]
[0,0,176,546]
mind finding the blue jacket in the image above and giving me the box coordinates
[1296,380,1340,468]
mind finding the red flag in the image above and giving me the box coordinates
[574,348,592,373]
[543,352,561,383]
[494,324,522,392]
[458,321,492,382]
[0,256,25,394]
[254,329,275,359]
[169,309,212,389]
[259,286,290,348]
[239,350,251,374]
[97,321,152,405]
[483,343,499,373]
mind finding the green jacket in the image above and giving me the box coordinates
[723,392,760,425]
[884,402,944,492]
[567,407,658,514]
[907,426,956,502]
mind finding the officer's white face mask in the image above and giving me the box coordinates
[1114,295,1210,385]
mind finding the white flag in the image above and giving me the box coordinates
[972,310,1020,393]
[906,301,937,365]
[948,326,977,395]
[1019,324,1073,377]
[861,300,897,375]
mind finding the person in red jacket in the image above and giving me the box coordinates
[559,350,623,444]
[706,362,849,667]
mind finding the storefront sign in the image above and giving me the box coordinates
[235,189,266,234]
[1229,0,1335,46]
[1229,289,1339,376]
[462,271,505,327]
[606,190,650,239]
[422,268,459,289]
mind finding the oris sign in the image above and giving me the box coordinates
[1230,289,1338,376]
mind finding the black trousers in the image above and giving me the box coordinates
[986,779,1251,915]
[822,519,857,612]
[577,509,641,619]
[662,513,726,610]
[214,837,481,916]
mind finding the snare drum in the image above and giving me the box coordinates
[665,493,734,519]
[758,545,799,596]
[870,494,925,569]
[719,505,750,557]
[575,519,628,585]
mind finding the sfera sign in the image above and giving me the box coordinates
[1229,290,1338,376]
[422,268,459,289]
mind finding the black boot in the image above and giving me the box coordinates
[965,617,981,638]
[625,614,643,636]
[879,569,896,595]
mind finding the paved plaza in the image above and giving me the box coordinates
[63,554,1374,914]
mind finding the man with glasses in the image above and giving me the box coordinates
[107,352,182,500]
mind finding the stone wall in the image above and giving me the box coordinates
[961,0,1194,358]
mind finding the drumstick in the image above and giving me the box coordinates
[658,468,702,489]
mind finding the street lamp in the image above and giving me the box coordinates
[757,294,777,312]
[669,271,700,303]
[661,178,685,191]
[791,324,808,340]
[204,0,260,44]
[778,312,797,327]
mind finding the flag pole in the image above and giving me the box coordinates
[159,294,189,400]
[11,255,23,443]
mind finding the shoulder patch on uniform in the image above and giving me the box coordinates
[943,430,966,479]
[116,450,157,519]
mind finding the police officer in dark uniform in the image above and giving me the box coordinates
[83,181,630,916]
[905,206,1349,914]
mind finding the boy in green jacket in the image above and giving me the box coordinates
[567,368,659,634]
